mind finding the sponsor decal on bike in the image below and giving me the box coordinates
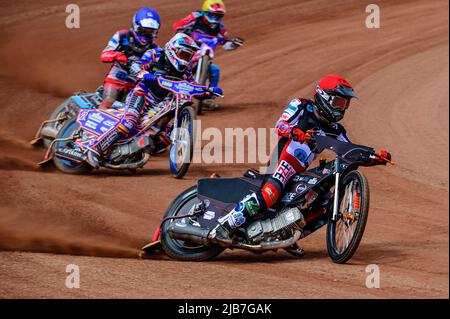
[296,184,308,193]
[85,120,99,131]
[88,112,105,123]
[55,148,85,162]
[308,177,319,185]
[103,120,116,127]
[78,110,88,121]
[281,192,297,203]
[203,211,216,220]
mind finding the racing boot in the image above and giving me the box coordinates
[86,148,102,169]
[85,129,126,169]
[209,193,262,246]
[203,96,220,111]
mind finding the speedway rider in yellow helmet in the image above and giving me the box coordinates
[173,0,244,110]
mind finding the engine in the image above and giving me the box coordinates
[246,207,306,244]
[109,136,154,163]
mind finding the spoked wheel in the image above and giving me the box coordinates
[52,118,93,174]
[326,170,370,264]
[160,186,224,261]
[169,106,196,179]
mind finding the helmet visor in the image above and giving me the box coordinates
[176,48,195,63]
[330,95,351,111]
[137,27,158,38]
[205,12,224,23]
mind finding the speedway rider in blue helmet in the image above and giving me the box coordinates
[99,7,161,109]
[86,33,223,168]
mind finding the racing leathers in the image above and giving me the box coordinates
[100,29,158,109]
[86,48,195,167]
[209,98,389,243]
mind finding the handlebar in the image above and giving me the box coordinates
[370,151,395,165]
[308,131,394,165]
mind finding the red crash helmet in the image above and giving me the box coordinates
[313,75,357,122]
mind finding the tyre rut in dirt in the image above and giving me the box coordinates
[196,56,211,116]
[52,118,93,174]
[326,170,370,264]
[170,106,196,179]
[161,186,224,261]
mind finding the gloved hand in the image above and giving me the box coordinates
[290,127,315,143]
[114,52,128,64]
[138,72,156,84]
[129,62,142,77]
[232,37,245,46]
[375,150,392,165]
[223,37,244,51]
[290,127,306,143]
[100,51,128,64]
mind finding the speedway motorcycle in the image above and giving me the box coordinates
[189,30,243,115]
[31,59,139,148]
[143,133,393,263]
[42,76,219,178]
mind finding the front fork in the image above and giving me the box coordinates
[332,157,341,222]
[195,56,203,84]
[171,96,180,144]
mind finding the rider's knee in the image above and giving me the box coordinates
[118,119,136,135]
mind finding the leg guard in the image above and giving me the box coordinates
[260,139,308,209]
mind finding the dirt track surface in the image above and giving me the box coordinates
[0,0,448,298]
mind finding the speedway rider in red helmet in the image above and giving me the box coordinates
[99,7,161,109]
[209,75,392,244]
[172,0,243,110]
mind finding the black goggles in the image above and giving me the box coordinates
[330,95,351,111]
[176,48,195,62]
[138,27,158,38]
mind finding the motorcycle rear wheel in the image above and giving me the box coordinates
[161,186,224,261]
[326,170,370,264]
[52,118,93,174]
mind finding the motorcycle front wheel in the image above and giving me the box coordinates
[169,106,196,179]
[326,170,370,264]
[160,186,224,261]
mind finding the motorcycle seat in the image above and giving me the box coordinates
[197,177,262,204]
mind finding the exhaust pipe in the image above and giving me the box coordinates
[168,220,302,252]
[233,230,302,252]
[167,220,210,245]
